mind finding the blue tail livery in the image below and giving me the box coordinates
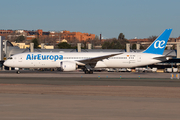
[143,29,172,55]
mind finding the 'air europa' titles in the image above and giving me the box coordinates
[26,54,63,61]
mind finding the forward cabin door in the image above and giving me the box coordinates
[137,55,141,62]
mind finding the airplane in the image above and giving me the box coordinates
[4,29,172,74]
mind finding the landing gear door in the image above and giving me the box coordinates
[18,56,23,62]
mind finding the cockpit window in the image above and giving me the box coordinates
[8,57,13,60]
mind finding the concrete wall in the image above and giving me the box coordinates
[30,43,34,52]
[136,43,140,50]
[0,36,5,61]
[126,43,130,52]
[41,43,45,49]
[77,43,81,52]
[88,44,92,49]
[176,43,180,58]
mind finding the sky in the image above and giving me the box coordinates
[0,0,180,39]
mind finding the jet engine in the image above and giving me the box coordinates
[60,61,77,71]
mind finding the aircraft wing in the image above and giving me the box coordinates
[77,53,123,64]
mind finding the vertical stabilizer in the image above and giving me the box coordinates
[143,29,172,55]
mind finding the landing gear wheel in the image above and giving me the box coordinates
[89,70,93,74]
[16,71,20,74]
[84,70,89,74]
[84,70,93,74]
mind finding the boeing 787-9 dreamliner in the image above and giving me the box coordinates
[4,29,172,74]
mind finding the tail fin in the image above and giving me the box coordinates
[143,29,172,55]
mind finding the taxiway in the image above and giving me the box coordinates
[0,71,180,120]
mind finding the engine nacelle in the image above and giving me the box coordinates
[60,61,77,71]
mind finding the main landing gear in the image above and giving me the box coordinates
[83,64,94,74]
[84,70,93,74]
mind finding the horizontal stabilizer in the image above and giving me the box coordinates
[153,55,175,60]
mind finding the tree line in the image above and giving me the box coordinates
[102,33,129,49]
[10,32,158,49]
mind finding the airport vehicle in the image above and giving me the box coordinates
[4,29,172,74]
[164,68,178,73]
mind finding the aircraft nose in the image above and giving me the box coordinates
[3,60,9,66]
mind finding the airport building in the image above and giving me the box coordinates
[61,30,95,42]
[0,29,95,43]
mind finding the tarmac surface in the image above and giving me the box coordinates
[0,71,180,120]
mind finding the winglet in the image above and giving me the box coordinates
[143,29,172,55]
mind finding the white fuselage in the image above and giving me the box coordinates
[4,52,165,69]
